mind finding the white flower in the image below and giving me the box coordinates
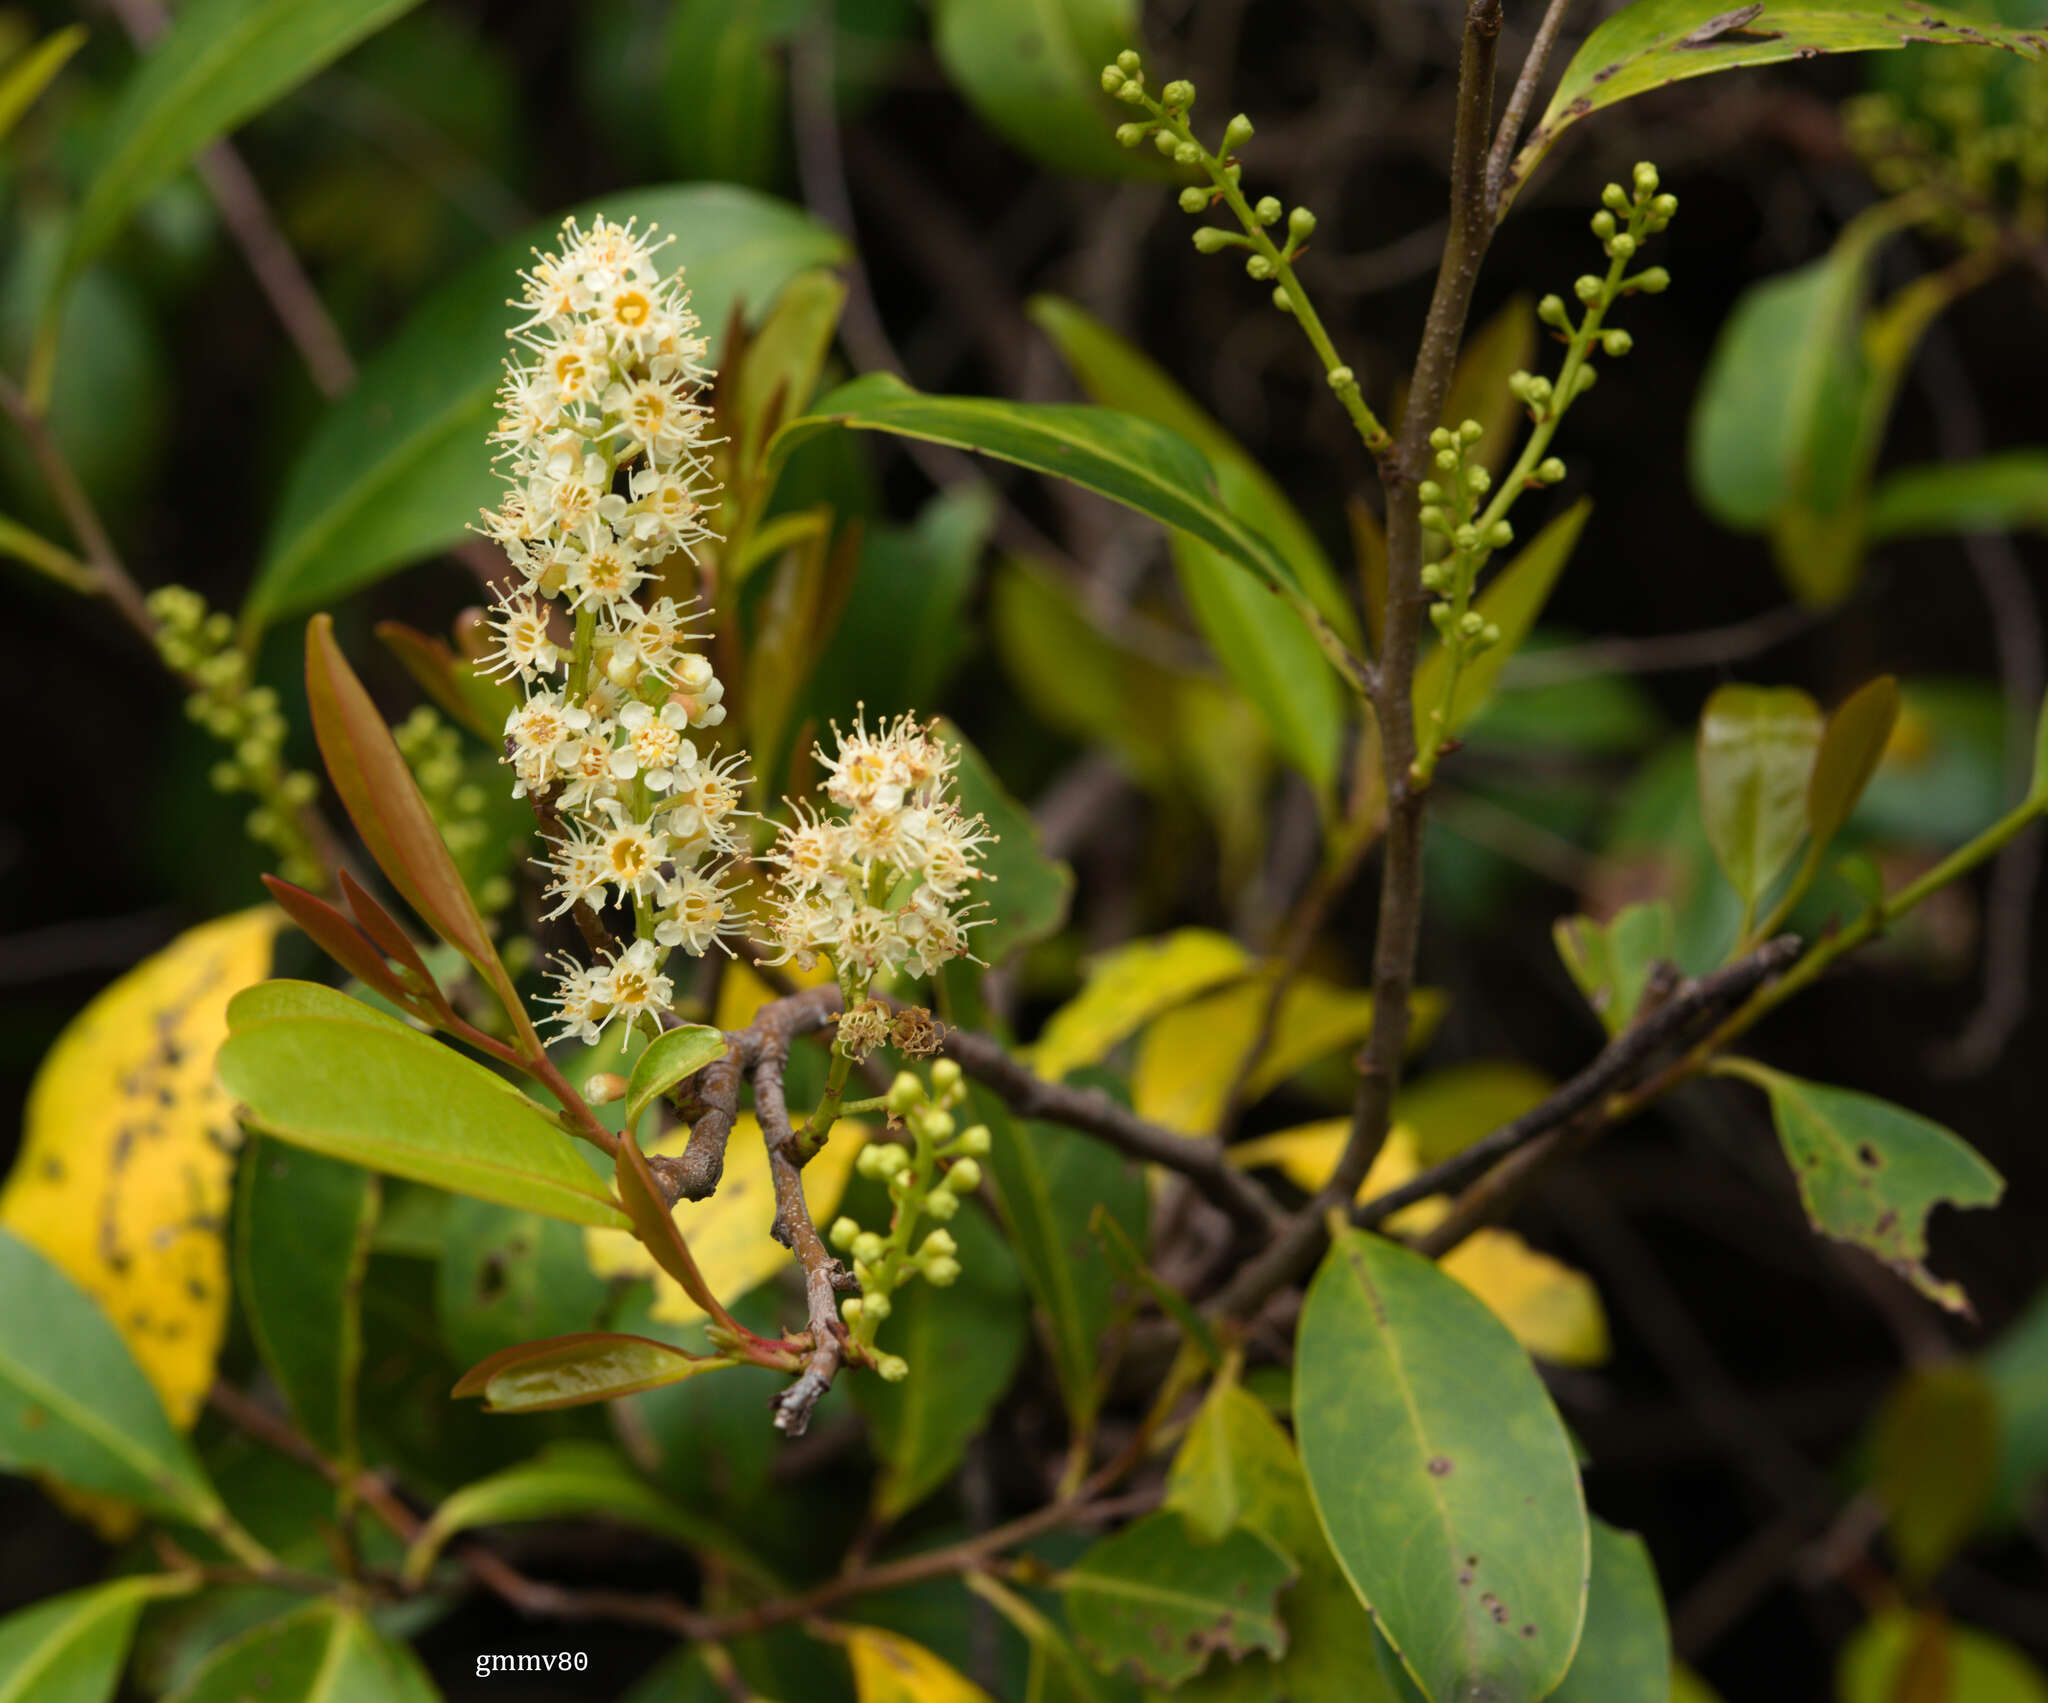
[540,954,609,1042]
[596,806,667,901]
[655,865,740,955]
[597,939,673,1033]
[612,700,698,792]
[562,521,646,612]
[482,591,561,683]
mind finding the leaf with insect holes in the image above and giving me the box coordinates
[1719,1059,2002,1313]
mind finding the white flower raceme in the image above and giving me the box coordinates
[761,712,993,980]
[478,215,744,1037]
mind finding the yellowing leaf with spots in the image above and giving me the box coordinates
[1027,929,1250,1083]
[1,909,279,1428]
[585,1114,865,1324]
[1230,1118,1608,1365]
[841,1624,995,1703]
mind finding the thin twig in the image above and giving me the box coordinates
[1497,602,1826,688]
[1485,0,1579,216]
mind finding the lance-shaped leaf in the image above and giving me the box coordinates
[259,879,418,1010]
[451,1332,736,1413]
[234,1137,378,1461]
[401,1440,764,1587]
[304,615,532,1042]
[0,26,85,144]
[375,620,516,743]
[1550,1521,1671,1703]
[0,1574,199,1703]
[625,1025,729,1135]
[1870,451,2048,541]
[1412,500,1592,743]
[1696,683,1823,917]
[1028,929,1251,1082]
[0,1228,224,1524]
[166,1599,437,1703]
[1792,675,1900,906]
[1295,1229,1589,1703]
[614,1130,730,1323]
[1717,1059,2002,1313]
[216,1014,628,1228]
[1061,1510,1295,1688]
[1506,2,2045,206]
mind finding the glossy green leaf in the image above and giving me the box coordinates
[0,1227,222,1523]
[1807,676,1901,867]
[1294,1229,1589,1703]
[1550,1521,1671,1703]
[1719,1060,2003,1313]
[227,977,414,1035]
[435,1197,610,1368]
[1165,1380,1305,1545]
[1696,683,1824,915]
[0,25,85,142]
[937,719,1074,966]
[1062,1511,1295,1688]
[729,268,847,483]
[43,0,424,365]
[772,375,1350,682]
[1870,450,2048,540]
[626,1025,730,1134]
[1870,1363,1999,1585]
[1509,1,2046,202]
[853,1195,1028,1521]
[247,185,844,627]
[933,0,1149,179]
[0,1574,197,1703]
[976,1090,1145,1440]
[1029,929,1251,1082]
[216,1015,629,1229]
[401,1439,758,1587]
[1554,901,1676,1038]
[233,1138,378,1460]
[1837,1609,2048,1703]
[451,1331,735,1413]
[1412,500,1592,742]
[167,1600,437,1703]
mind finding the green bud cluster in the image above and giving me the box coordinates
[1417,421,1505,653]
[828,1058,991,1378]
[395,706,512,915]
[147,585,321,886]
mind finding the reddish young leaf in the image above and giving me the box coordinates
[375,619,516,744]
[614,1131,735,1330]
[261,875,415,1009]
[337,868,443,1007]
[303,614,535,1047]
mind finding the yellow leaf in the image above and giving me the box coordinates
[714,954,835,1033]
[584,1113,866,1324]
[1397,1060,1552,1162]
[1,908,279,1430]
[1229,1117,1609,1364]
[841,1625,995,1703]
[1133,974,1448,1135]
[1027,929,1250,1083]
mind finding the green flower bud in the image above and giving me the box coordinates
[1430,603,1456,633]
[1608,232,1637,261]
[1172,140,1202,166]
[1633,266,1671,294]
[1255,195,1283,226]
[1100,65,1126,92]
[1179,185,1210,214]
[1651,193,1678,221]
[1246,254,1274,280]
[1115,122,1148,148]
[920,1229,957,1260]
[945,1157,983,1194]
[582,1072,627,1105]
[1153,127,1179,156]
[924,1187,960,1221]
[1458,418,1484,446]
[1488,520,1514,549]
[1537,294,1570,328]
[956,1124,992,1156]
[1419,561,1447,591]
[1192,225,1236,254]
[931,1059,963,1096]
[1601,328,1633,358]
[1572,364,1599,397]
[1537,457,1567,484]
[1429,425,1456,451]
[829,1216,860,1250]
[852,1231,886,1264]
[1574,274,1603,303]
[876,1353,910,1382]
[1480,622,1501,646]
[886,1072,923,1115]
[923,1257,961,1288]
[1287,205,1316,239]
[1453,523,1479,552]
[1418,480,1444,505]
[1223,161,1241,185]
[1591,210,1617,240]
[1633,160,1660,197]
[1116,49,1141,73]
[863,1291,892,1322]
[209,761,241,793]
[1465,465,1491,495]
[1459,611,1485,638]
[1162,79,1195,108]
[1435,447,1460,472]
[1327,364,1355,392]
[1115,81,1147,105]
[1419,507,1447,534]
[1602,183,1630,212]
[1271,286,1292,314]
[1222,113,1254,152]
[841,1296,864,1322]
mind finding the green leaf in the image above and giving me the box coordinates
[1985,1287,2048,1524]
[1165,1380,1306,1545]
[1029,929,1251,1082]
[1509,1,2046,202]
[1294,1229,1589,1703]
[227,977,414,1034]
[1696,683,1824,917]
[1553,901,1676,1038]
[728,268,847,483]
[0,1226,222,1523]
[1717,1060,2003,1313]
[933,0,1150,179]
[771,374,1349,680]
[1412,499,1591,742]
[246,185,845,628]
[0,25,85,143]
[0,1574,198,1703]
[41,0,426,373]
[233,1138,378,1460]
[167,1600,438,1703]
[626,1024,730,1135]
[1806,676,1901,870]
[1870,450,2048,540]
[852,1194,1028,1521]
[1869,1363,1999,1585]
[1838,1608,2048,1703]
[661,0,785,189]
[1061,1511,1295,1688]
[975,1090,1145,1441]
[435,1197,611,1368]
[1550,1521,1671,1703]
[450,1331,735,1413]
[400,1439,761,1588]
[215,1015,630,1229]
[937,719,1074,966]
